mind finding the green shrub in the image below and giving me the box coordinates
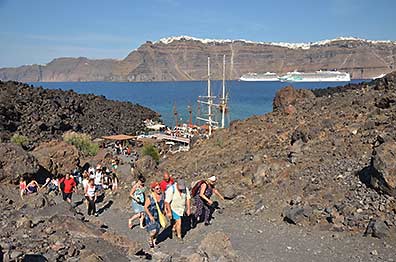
[63,132,99,156]
[142,143,160,163]
[11,134,29,147]
[215,138,224,148]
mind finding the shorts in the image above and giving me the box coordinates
[131,199,145,214]
[172,210,181,220]
[62,192,73,201]
[27,186,37,194]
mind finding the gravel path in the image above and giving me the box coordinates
[76,190,395,261]
[73,153,395,261]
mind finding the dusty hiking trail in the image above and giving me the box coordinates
[74,158,395,262]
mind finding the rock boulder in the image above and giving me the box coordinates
[365,220,391,239]
[32,140,80,176]
[0,143,39,184]
[273,86,315,112]
[198,231,237,261]
[370,141,396,196]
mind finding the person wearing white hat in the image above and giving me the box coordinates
[192,175,224,227]
[165,179,191,240]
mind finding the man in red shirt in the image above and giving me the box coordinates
[59,173,77,203]
[160,170,174,192]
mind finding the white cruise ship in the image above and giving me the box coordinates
[239,72,280,81]
[279,70,351,82]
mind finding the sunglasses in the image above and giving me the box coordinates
[154,187,161,190]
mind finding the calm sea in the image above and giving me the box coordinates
[29,80,367,127]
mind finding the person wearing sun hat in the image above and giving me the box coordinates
[165,179,191,240]
[192,175,224,227]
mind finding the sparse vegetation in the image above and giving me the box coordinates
[63,131,99,156]
[215,138,224,148]
[11,134,29,148]
[142,143,160,163]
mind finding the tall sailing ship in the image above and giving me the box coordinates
[197,55,229,136]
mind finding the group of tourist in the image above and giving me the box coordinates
[114,141,138,157]
[18,155,225,250]
[19,159,120,217]
[128,170,224,248]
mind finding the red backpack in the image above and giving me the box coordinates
[191,180,206,197]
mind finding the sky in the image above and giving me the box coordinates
[1,0,396,68]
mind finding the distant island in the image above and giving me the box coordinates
[0,36,395,82]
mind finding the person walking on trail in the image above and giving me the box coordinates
[94,165,104,191]
[165,179,191,240]
[84,178,98,216]
[160,170,174,192]
[144,182,165,249]
[20,178,40,199]
[128,175,146,229]
[192,176,224,227]
[59,173,77,203]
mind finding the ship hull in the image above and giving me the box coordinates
[280,71,351,82]
[239,72,280,82]
[239,77,280,82]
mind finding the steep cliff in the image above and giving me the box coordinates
[1,36,395,82]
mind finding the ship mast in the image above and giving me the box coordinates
[221,55,226,128]
[207,57,212,135]
[197,57,218,136]
[173,102,178,127]
[187,104,193,127]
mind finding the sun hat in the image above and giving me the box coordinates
[176,179,186,190]
[208,176,217,182]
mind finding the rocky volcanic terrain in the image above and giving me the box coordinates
[1,74,396,261]
[164,72,396,236]
[0,36,395,82]
[0,81,159,144]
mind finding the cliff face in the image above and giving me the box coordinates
[1,36,395,82]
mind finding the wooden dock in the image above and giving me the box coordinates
[152,133,190,144]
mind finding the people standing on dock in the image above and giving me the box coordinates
[160,170,174,192]
[165,179,191,240]
[128,175,146,229]
[59,173,77,204]
[192,176,224,227]
[144,182,165,249]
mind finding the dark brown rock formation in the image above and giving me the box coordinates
[0,81,159,144]
[32,141,80,176]
[368,141,396,196]
[0,37,395,82]
[0,143,39,184]
[273,85,315,112]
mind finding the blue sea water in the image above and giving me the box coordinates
[29,80,367,127]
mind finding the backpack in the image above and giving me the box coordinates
[165,183,175,193]
[191,180,206,197]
